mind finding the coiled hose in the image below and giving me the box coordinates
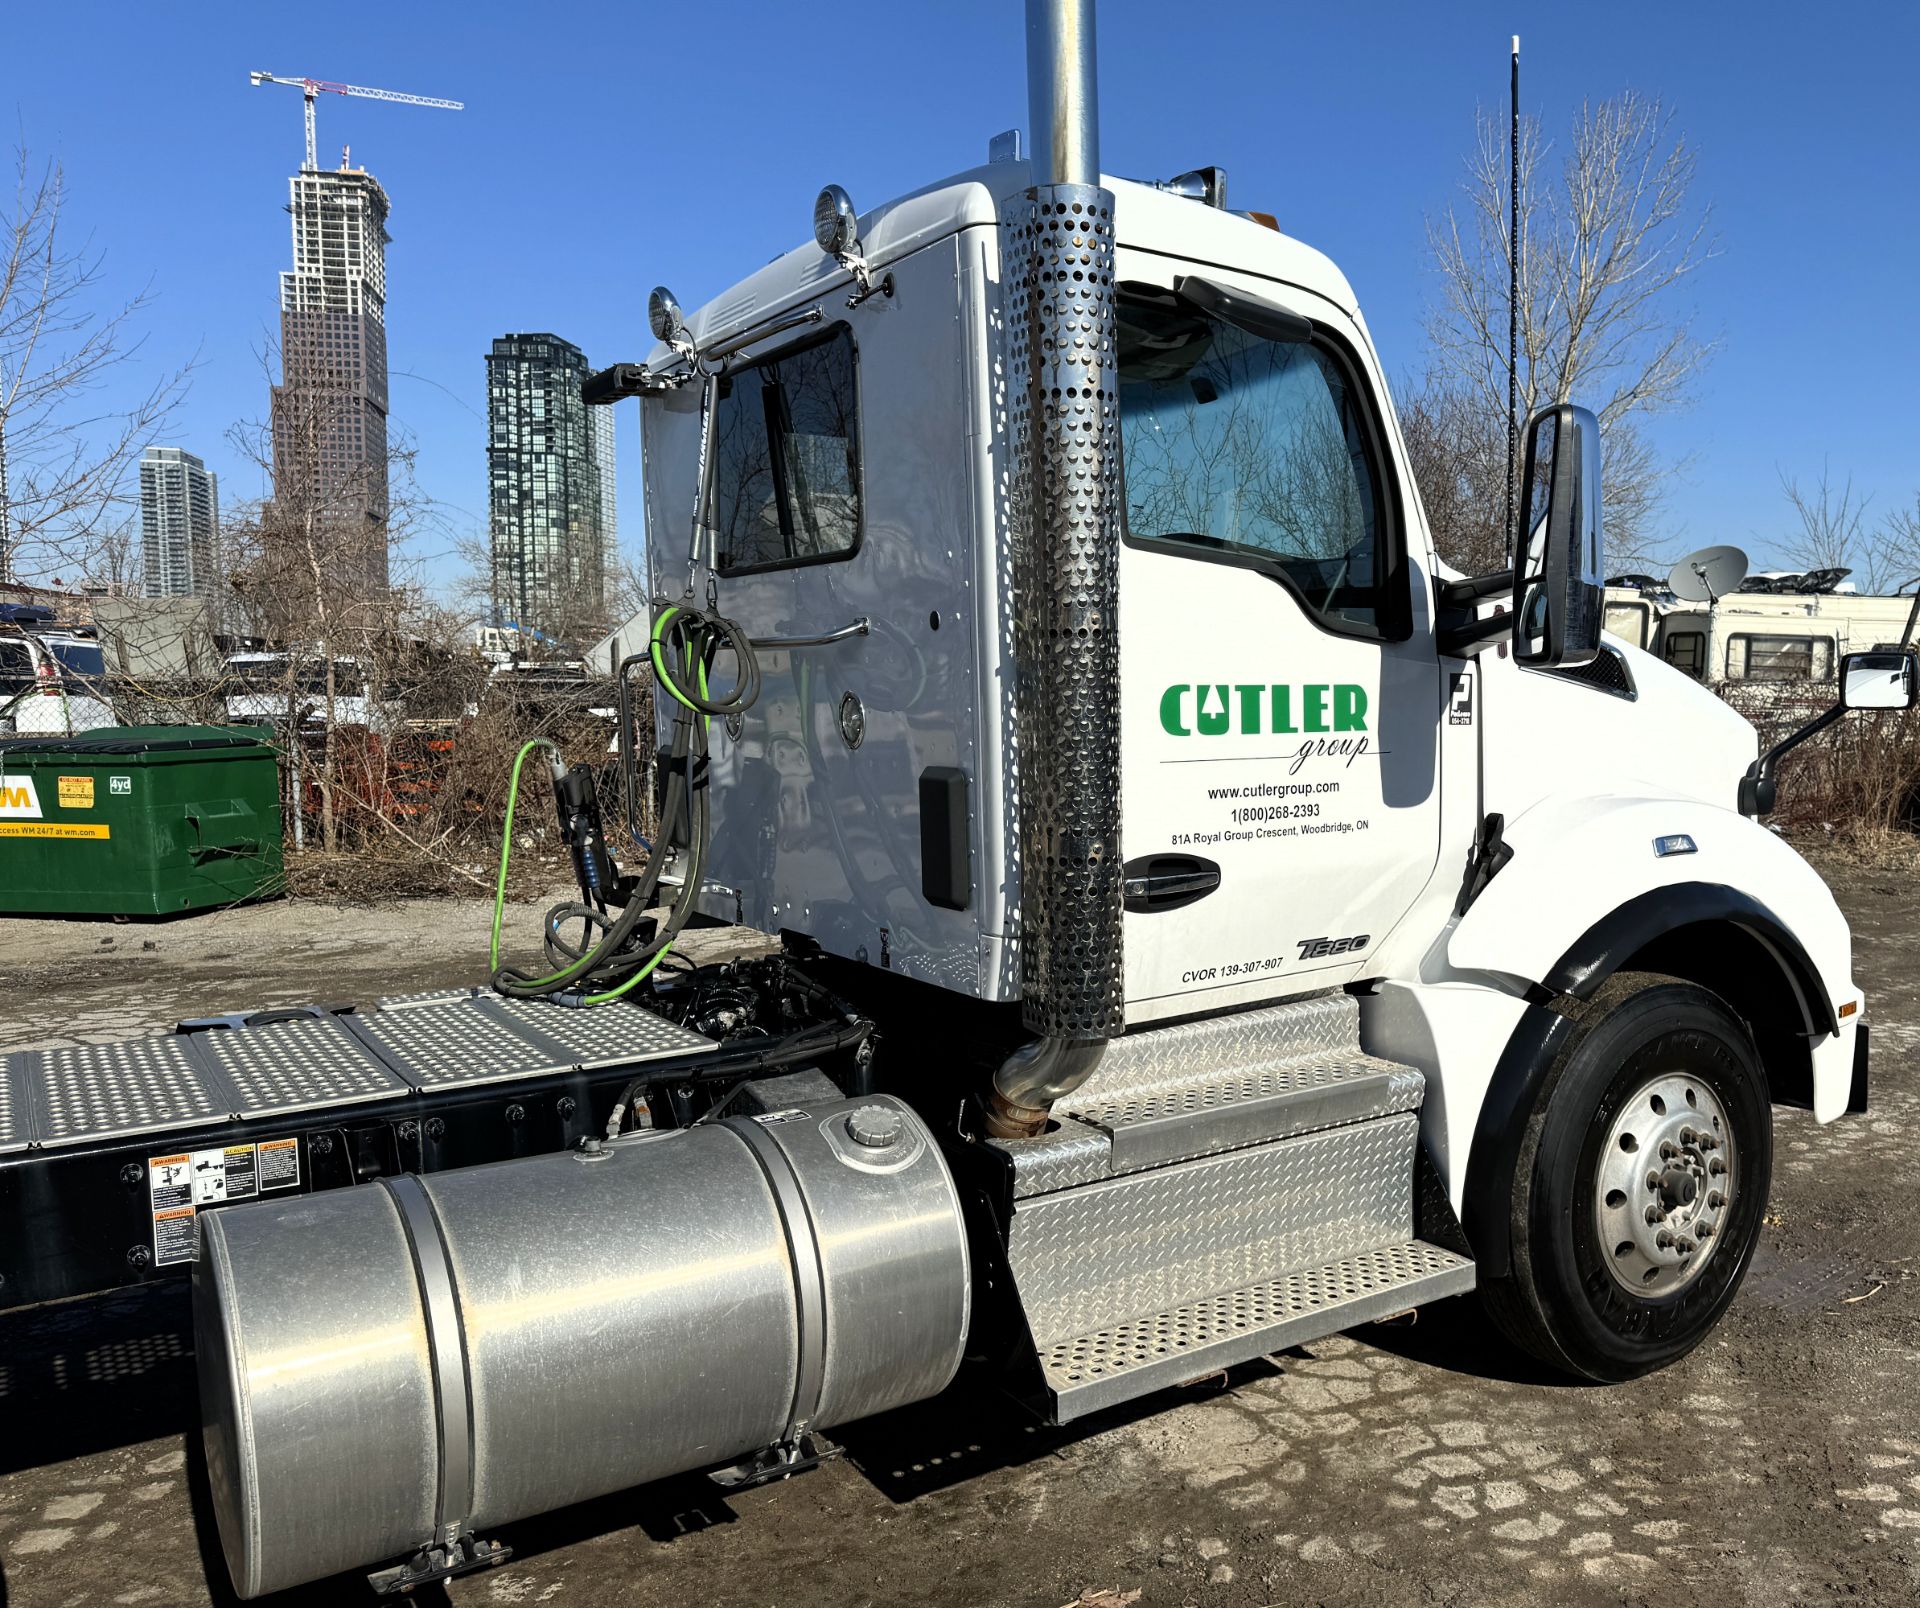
[488,603,757,1005]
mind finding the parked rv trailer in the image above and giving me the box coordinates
[1607,583,1917,688]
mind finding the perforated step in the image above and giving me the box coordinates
[0,996,717,1151]
[1042,1240,1475,1422]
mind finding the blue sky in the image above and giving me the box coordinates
[7,1,1916,598]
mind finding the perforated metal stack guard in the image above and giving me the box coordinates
[1004,179,1125,1043]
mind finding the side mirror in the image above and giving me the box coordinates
[1840,648,1917,710]
[1739,647,1919,816]
[1513,403,1604,668]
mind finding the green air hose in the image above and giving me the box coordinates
[487,603,756,1005]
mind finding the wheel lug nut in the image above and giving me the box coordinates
[1696,1221,1713,1239]
[1659,1141,1677,1160]
[1645,1206,1663,1225]
[1656,1230,1674,1249]
[1709,1158,1727,1176]
[1677,1237,1696,1254]
[1647,1171,1663,1191]
[1679,1126,1697,1145]
[1707,1190,1724,1209]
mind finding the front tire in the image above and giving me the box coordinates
[1482,972,1772,1381]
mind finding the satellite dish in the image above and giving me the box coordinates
[1669,545,1750,604]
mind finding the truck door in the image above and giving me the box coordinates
[680,236,989,989]
[1114,271,1442,1021]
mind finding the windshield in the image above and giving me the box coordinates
[1118,289,1391,633]
[47,641,106,679]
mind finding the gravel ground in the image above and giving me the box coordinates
[1,861,1916,1608]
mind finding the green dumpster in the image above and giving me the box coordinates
[0,725,283,916]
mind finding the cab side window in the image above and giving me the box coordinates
[1117,289,1404,639]
[712,325,862,575]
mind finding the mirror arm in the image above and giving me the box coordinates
[1436,569,1514,610]
[1436,610,1511,659]
[1737,702,1847,818]
[1899,578,1920,653]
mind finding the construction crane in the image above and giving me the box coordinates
[249,71,463,171]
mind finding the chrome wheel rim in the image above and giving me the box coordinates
[1594,1070,1736,1297]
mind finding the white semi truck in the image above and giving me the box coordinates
[2,4,1912,1599]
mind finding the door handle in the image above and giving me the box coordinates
[748,617,870,650]
[1123,853,1222,913]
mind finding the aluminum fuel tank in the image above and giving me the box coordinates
[195,1095,969,1598]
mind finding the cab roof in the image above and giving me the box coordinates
[658,161,1363,364]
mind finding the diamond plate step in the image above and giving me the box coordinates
[995,993,1424,1194]
[1041,1240,1475,1422]
[1007,1110,1422,1344]
[1068,1049,1424,1173]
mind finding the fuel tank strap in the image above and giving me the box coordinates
[381,1174,475,1543]
[724,1115,828,1442]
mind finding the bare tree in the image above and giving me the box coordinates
[1778,462,1869,572]
[0,146,189,584]
[1879,494,1920,598]
[1422,93,1718,569]
[1398,375,1509,577]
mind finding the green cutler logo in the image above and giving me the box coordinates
[1160,683,1368,737]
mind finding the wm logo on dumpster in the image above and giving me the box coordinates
[0,777,44,819]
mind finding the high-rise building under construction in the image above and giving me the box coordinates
[486,333,616,645]
[270,159,392,590]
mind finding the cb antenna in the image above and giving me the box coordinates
[1505,35,1520,558]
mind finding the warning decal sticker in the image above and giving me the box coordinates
[147,1138,300,1265]
[57,775,95,808]
[154,1208,197,1265]
[258,1137,300,1190]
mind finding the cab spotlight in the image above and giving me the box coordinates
[648,286,686,346]
[813,185,860,259]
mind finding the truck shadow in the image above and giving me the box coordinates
[1339,1297,1581,1388]
[833,1302,1576,1508]
[0,1281,196,1476]
[0,1284,1573,1597]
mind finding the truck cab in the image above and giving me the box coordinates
[630,145,1877,1379]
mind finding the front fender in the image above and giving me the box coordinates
[1449,794,1859,1121]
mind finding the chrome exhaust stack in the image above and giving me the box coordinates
[986,0,1125,1138]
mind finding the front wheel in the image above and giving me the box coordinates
[1482,973,1772,1381]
